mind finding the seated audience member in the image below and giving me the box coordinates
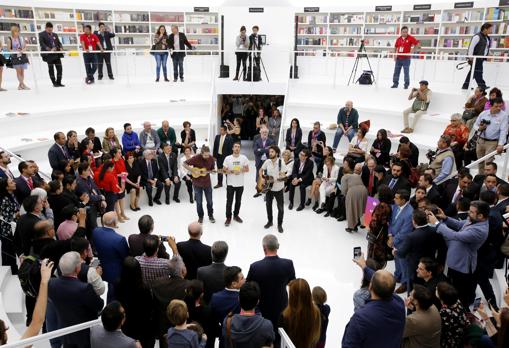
[279,278,321,348]
[92,212,130,294]
[312,286,330,348]
[136,234,177,286]
[57,204,84,240]
[158,143,181,204]
[361,158,378,197]
[383,162,411,195]
[70,237,105,296]
[352,256,383,311]
[124,152,142,210]
[429,135,456,184]
[48,252,104,348]
[402,285,441,348]
[397,136,420,168]
[370,129,392,167]
[427,201,489,308]
[332,100,359,152]
[177,222,212,280]
[90,301,139,348]
[129,215,170,258]
[443,113,469,169]
[401,80,432,134]
[96,161,121,213]
[102,127,122,154]
[436,282,469,348]
[116,257,156,348]
[167,299,206,348]
[122,123,142,155]
[312,156,339,211]
[152,255,189,348]
[181,121,198,153]
[223,281,274,348]
[307,121,327,170]
[344,128,369,164]
[288,149,314,211]
[140,150,163,206]
[367,185,393,266]
[463,86,488,129]
[140,121,161,151]
[80,127,102,154]
[342,163,368,233]
[157,120,177,149]
[343,257,405,348]
[197,241,229,304]
[285,118,303,155]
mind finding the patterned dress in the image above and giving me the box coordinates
[439,301,469,348]
[0,194,20,273]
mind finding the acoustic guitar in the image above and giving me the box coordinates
[190,167,223,179]
[256,171,287,194]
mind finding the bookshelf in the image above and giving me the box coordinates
[0,6,36,50]
[295,5,509,60]
[185,13,219,55]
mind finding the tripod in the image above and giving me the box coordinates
[347,40,375,86]
[240,36,269,82]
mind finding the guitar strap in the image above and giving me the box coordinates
[226,312,236,348]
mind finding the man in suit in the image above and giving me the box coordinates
[418,174,440,205]
[48,251,103,348]
[210,266,245,348]
[473,162,508,187]
[92,212,129,299]
[197,240,228,303]
[13,195,43,257]
[158,143,181,204]
[382,162,411,196]
[361,158,378,197]
[48,131,71,171]
[176,222,212,280]
[213,126,233,189]
[167,25,193,82]
[128,214,170,259]
[152,255,188,348]
[246,234,295,334]
[428,201,489,307]
[253,126,275,194]
[494,183,509,216]
[288,149,314,211]
[14,161,35,204]
[139,150,163,206]
[307,121,327,170]
[94,22,115,80]
[388,189,414,294]
[0,151,14,179]
[38,22,65,87]
[394,209,437,291]
[477,174,498,196]
[440,172,475,216]
[90,301,137,348]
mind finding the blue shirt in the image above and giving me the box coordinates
[474,109,509,145]
[433,155,454,183]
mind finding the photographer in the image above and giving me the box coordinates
[428,135,456,185]
[234,26,249,81]
[473,97,508,174]
[248,25,262,71]
[401,80,432,134]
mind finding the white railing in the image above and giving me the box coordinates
[2,319,101,348]
[279,328,297,348]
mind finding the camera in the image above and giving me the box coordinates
[159,235,169,242]
[426,149,437,161]
[480,119,491,126]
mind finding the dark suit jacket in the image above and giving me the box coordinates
[426,185,441,205]
[48,277,103,347]
[494,198,509,217]
[473,174,508,187]
[14,176,31,204]
[285,128,303,152]
[197,262,227,304]
[382,175,411,196]
[139,158,160,186]
[152,276,188,335]
[38,31,64,62]
[157,152,179,181]
[177,239,212,280]
[213,135,233,159]
[94,30,115,51]
[248,33,263,51]
[48,143,70,170]
[0,167,13,179]
[92,227,129,283]
[128,233,169,259]
[253,137,275,168]
[210,289,241,339]
[396,225,438,280]
[290,158,314,185]
[246,256,296,328]
[307,130,326,158]
[13,213,41,256]
[167,32,192,55]
[361,166,380,197]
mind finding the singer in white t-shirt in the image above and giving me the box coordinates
[222,142,249,226]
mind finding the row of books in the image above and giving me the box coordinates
[0,22,35,31]
[0,8,33,19]
[330,27,362,35]
[365,14,401,24]
[441,38,471,48]
[404,13,438,23]
[151,14,184,23]
[442,10,483,22]
[298,27,327,35]
[410,27,439,35]
[186,27,218,34]
[329,14,364,24]
[117,37,149,45]
[36,11,74,21]
[114,25,149,34]
[363,39,394,47]
[485,7,507,20]
[364,26,398,35]
[114,13,149,22]
[0,35,37,45]
[297,15,328,24]
[75,11,112,21]
[442,25,480,35]
[493,23,509,35]
[491,37,509,48]
[186,15,217,24]
[297,37,327,46]
[59,35,78,45]
[187,38,219,45]
[330,38,361,47]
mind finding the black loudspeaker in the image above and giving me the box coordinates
[290,65,298,79]
[291,15,299,79]
[219,15,229,78]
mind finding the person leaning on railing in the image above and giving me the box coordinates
[39,21,65,88]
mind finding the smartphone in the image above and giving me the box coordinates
[472,297,482,311]
[160,235,169,242]
[90,258,100,268]
[353,247,362,260]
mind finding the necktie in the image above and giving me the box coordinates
[219,136,224,155]
[453,189,462,204]
[395,206,402,220]
[389,178,396,189]
[61,145,69,160]
[27,177,33,190]
[167,155,172,176]
[147,161,153,180]
[299,162,304,174]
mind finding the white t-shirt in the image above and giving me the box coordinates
[223,154,249,187]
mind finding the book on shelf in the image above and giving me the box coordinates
[442,10,483,22]
[298,26,326,35]
[419,38,438,47]
[363,38,394,47]
[329,14,364,24]
[186,14,217,24]
[494,22,509,35]
[117,36,149,45]
[297,15,328,24]
[365,14,401,24]
[186,27,218,34]
[37,10,75,21]
[491,37,509,48]
[365,26,397,35]
[329,37,361,47]
[115,13,149,22]
[115,25,149,34]
[75,11,112,21]
[330,26,362,35]
[442,25,480,35]
[0,22,35,32]
[151,14,184,22]
[410,26,439,35]
[297,37,326,46]
[405,12,437,23]
[442,38,471,48]
[485,7,507,20]
[0,8,34,19]
[187,37,218,45]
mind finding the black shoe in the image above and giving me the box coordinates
[345,227,358,233]
[461,85,469,90]
[233,76,239,81]
[305,199,312,206]
[190,197,194,204]
[56,83,65,87]
[404,85,409,89]
[316,208,325,214]
[180,78,184,82]
[173,197,180,203]
[130,205,137,211]
[288,203,293,210]
[148,201,154,207]
[233,216,243,223]
[154,199,162,205]
[173,79,178,82]
[278,225,284,233]
[98,75,103,80]
[156,78,160,82]
[264,222,273,229]
[164,78,170,82]
[85,78,92,84]
[253,192,262,198]
[109,76,114,80]
[135,207,141,211]
[214,184,223,189]
[337,215,345,221]
[165,199,170,205]
[52,82,58,87]
[209,216,216,223]
[391,84,398,88]
[296,205,304,211]
[198,217,203,224]
[312,202,319,211]
[225,218,231,226]
[324,212,331,217]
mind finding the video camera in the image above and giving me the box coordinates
[426,149,437,162]
[480,119,491,126]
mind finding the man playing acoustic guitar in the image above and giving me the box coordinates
[183,145,217,223]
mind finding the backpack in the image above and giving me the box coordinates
[18,254,41,298]
[357,70,373,85]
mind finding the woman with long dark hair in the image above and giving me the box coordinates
[153,25,169,82]
[366,184,393,266]
[125,152,141,211]
[97,160,121,216]
[279,278,321,348]
[234,26,249,81]
[370,129,392,167]
[181,121,197,153]
[0,178,19,273]
[285,118,303,155]
[111,148,128,221]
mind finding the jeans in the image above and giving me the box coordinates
[46,58,62,84]
[172,53,185,79]
[266,189,284,226]
[392,58,411,87]
[332,127,356,150]
[83,52,97,80]
[226,186,244,218]
[194,186,213,218]
[463,58,486,89]
[154,53,168,79]
[97,52,113,78]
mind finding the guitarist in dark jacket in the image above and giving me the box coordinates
[94,22,115,80]
[39,22,64,87]
[288,149,315,211]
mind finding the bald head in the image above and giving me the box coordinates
[188,222,202,239]
[162,120,169,130]
[103,212,118,227]
[143,122,151,132]
[370,270,396,300]
[354,163,363,175]
[345,100,353,109]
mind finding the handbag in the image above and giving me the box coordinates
[462,109,477,122]
[9,54,29,66]
[411,98,429,112]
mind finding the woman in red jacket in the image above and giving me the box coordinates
[97,161,123,220]
[111,148,129,221]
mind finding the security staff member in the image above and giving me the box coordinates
[462,22,492,90]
